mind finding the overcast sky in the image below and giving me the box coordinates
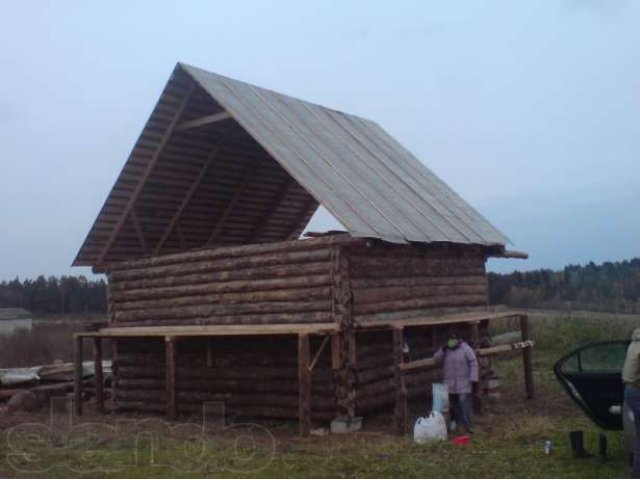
[0,0,638,280]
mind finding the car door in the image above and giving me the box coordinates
[554,341,628,431]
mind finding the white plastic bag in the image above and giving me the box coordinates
[432,383,449,413]
[413,411,448,444]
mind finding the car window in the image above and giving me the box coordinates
[561,342,627,374]
[561,353,581,373]
[580,343,626,372]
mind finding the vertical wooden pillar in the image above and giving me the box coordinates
[165,336,177,420]
[393,327,407,435]
[469,321,483,414]
[111,339,118,391]
[206,339,214,367]
[93,337,104,413]
[298,333,311,437]
[74,335,83,416]
[520,315,535,399]
[331,334,342,370]
[330,245,356,420]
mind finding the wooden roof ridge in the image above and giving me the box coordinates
[73,63,512,269]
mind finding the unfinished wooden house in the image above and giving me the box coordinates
[73,63,532,434]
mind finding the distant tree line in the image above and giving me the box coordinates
[489,258,640,314]
[0,276,107,315]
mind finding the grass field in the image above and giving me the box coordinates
[0,310,638,478]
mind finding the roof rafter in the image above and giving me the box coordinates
[153,146,220,255]
[95,82,197,265]
[286,196,319,240]
[249,176,296,239]
[206,159,263,246]
[129,210,148,253]
[175,111,232,131]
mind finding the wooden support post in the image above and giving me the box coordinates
[206,339,214,367]
[298,333,311,437]
[347,330,357,366]
[74,335,83,416]
[165,336,177,420]
[520,315,535,399]
[470,322,482,414]
[330,245,356,419]
[393,327,408,435]
[93,337,104,413]
[331,334,341,370]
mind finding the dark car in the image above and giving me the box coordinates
[554,341,634,456]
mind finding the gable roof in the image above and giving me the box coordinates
[74,63,509,269]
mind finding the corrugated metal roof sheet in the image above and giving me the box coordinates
[180,63,509,247]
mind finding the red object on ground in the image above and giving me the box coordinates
[452,435,471,446]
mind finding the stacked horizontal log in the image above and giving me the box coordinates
[113,336,336,420]
[346,244,488,325]
[107,235,365,326]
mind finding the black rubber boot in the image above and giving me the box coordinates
[570,430,594,459]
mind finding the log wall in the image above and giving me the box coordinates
[106,236,365,327]
[112,336,336,420]
[345,243,489,325]
[105,235,492,422]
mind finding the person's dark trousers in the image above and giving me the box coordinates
[625,385,640,478]
[450,393,472,432]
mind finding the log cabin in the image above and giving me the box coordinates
[73,63,532,435]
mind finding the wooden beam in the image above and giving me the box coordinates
[154,146,220,254]
[175,111,232,131]
[470,322,482,414]
[74,335,83,416]
[347,330,357,366]
[399,341,535,372]
[207,160,262,245]
[93,337,104,413]
[298,333,311,437]
[165,336,177,420]
[79,323,339,338]
[249,176,296,239]
[129,210,148,253]
[331,334,341,370]
[493,249,529,260]
[309,335,330,373]
[206,339,214,367]
[393,327,407,435]
[520,315,535,399]
[96,82,196,265]
[286,196,319,240]
[356,310,526,330]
